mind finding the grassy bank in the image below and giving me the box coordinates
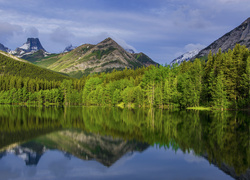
[186,107,212,111]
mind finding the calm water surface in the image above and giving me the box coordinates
[0,106,249,180]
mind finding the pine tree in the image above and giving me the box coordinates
[243,56,250,106]
[212,71,228,110]
[247,57,250,97]
[192,58,202,106]
[60,79,72,105]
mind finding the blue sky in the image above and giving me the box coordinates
[0,0,249,64]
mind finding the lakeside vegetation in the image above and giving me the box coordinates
[0,44,249,110]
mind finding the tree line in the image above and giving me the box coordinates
[0,44,249,109]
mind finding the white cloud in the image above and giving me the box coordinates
[0,22,23,43]
[50,27,75,45]
[111,36,138,52]
[25,26,39,38]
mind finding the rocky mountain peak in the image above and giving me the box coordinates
[21,38,46,52]
[102,37,114,43]
[240,17,250,41]
[97,37,121,49]
[11,38,47,58]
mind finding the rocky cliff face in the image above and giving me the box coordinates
[11,38,48,58]
[196,17,250,58]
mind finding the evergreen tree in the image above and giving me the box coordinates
[60,79,72,105]
[212,71,228,110]
[192,59,202,106]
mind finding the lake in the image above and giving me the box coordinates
[0,106,249,180]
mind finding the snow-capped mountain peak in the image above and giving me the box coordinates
[10,38,47,57]
[20,38,46,52]
[170,49,200,66]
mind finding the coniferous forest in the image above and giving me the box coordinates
[0,44,249,110]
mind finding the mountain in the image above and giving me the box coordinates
[133,52,159,66]
[202,154,250,180]
[0,52,71,81]
[196,17,250,59]
[0,43,10,52]
[63,44,77,53]
[11,38,48,58]
[21,50,52,63]
[35,130,148,167]
[7,143,44,166]
[1,130,148,167]
[170,49,200,66]
[34,37,158,78]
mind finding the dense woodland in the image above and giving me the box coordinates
[0,53,71,81]
[0,44,249,109]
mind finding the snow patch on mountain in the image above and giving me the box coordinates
[19,43,30,50]
[170,49,200,66]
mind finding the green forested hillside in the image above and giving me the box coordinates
[33,53,62,68]
[0,44,249,109]
[0,53,71,81]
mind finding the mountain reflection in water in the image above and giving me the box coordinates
[0,130,148,167]
[0,106,249,180]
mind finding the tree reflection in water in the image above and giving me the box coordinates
[0,106,249,176]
